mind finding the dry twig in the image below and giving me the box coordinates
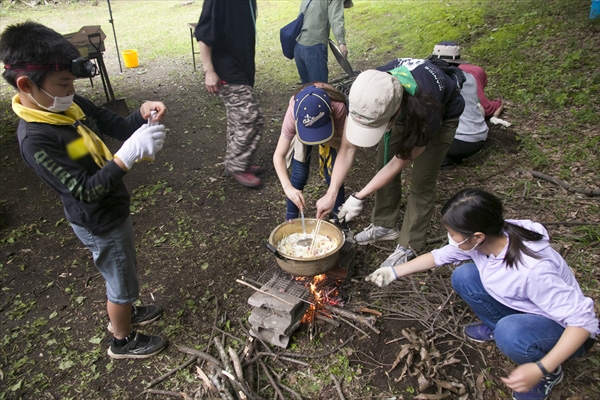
[518,169,600,196]
[146,355,198,389]
[330,373,346,400]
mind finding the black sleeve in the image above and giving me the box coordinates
[74,95,145,142]
[194,0,218,46]
[19,122,127,204]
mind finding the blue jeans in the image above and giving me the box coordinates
[451,263,588,365]
[294,43,328,84]
[286,145,345,221]
[71,216,139,304]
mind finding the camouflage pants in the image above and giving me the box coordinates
[218,84,264,173]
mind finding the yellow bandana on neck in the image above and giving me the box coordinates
[12,94,113,167]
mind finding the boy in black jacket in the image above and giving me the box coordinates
[1,21,167,359]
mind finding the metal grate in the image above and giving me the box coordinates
[263,271,310,300]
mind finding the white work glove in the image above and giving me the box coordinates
[490,116,511,127]
[365,266,397,287]
[337,194,363,222]
[114,124,166,169]
[476,102,485,117]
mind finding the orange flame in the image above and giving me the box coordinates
[301,273,342,324]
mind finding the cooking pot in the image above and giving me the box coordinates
[267,218,345,277]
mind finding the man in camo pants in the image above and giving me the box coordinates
[194,0,264,188]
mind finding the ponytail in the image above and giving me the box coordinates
[442,188,545,269]
[503,221,544,269]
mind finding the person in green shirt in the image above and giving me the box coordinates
[294,0,348,84]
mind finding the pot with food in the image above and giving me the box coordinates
[267,218,345,276]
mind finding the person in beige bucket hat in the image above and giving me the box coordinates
[344,70,403,147]
[316,58,464,269]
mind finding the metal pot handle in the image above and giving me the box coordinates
[264,241,285,260]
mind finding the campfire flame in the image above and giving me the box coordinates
[297,273,344,324]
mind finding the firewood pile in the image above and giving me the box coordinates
[139,265,502,399]
[140,306,357,400]
[365,265,497,400]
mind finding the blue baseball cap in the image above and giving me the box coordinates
[294,86,334,145]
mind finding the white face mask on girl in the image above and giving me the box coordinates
[447,233,479,252]
[28,89,74,113]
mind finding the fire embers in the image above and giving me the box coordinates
[387,327,467,396]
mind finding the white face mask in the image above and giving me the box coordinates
[28,89,74,113]
[448,233,479,252]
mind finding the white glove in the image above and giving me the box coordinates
[490,116,511,127]
[365,266,397,287]
[337,194,363,222]
[114,124,166,169]
[476,102,484,117]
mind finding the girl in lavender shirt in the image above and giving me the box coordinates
[366,188,598,400]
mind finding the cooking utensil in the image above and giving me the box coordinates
[297,211,312,246]
[264,241,285,260]
[308,218,322,255]
[328,39,355,77]
[267,218,344,276]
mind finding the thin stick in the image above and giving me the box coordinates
[323,304,380,334]
[214,337,234,376]
[279,383,304,400]
[143,389,185,398]
[236,279,296,306]
[146,355,197,389]
[243,352,311,368]
[518,169,600,196]
[196,365,218,394]
[309,218,323,255]
[258,359,285,400]
[176,345,224,369]
[281,333,357,359]
[330,373,346,400]
[221,370,254,400]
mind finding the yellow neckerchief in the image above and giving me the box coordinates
[318,144,333,180]
[12,94,113,167]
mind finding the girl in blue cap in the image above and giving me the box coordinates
[273,82,347,222]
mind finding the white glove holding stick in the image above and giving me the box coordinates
[490,116,511,127]
[337,194,364,222]
[365,266,397,287]
[114,124,166,170]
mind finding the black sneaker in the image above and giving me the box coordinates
[131,304,163,326]
[107,331,167,359]
[107,304,163,333]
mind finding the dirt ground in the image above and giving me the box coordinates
[1,52,599,399]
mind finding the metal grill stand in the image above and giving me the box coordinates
[246,239,356,348]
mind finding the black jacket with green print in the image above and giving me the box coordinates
[16,94,145,235]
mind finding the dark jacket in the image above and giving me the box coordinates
[17,94,145,234]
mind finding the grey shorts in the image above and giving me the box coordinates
[71,216,139,304]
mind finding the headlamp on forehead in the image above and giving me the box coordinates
[3,57,98,78]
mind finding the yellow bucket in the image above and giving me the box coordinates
[122,49,139,68]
